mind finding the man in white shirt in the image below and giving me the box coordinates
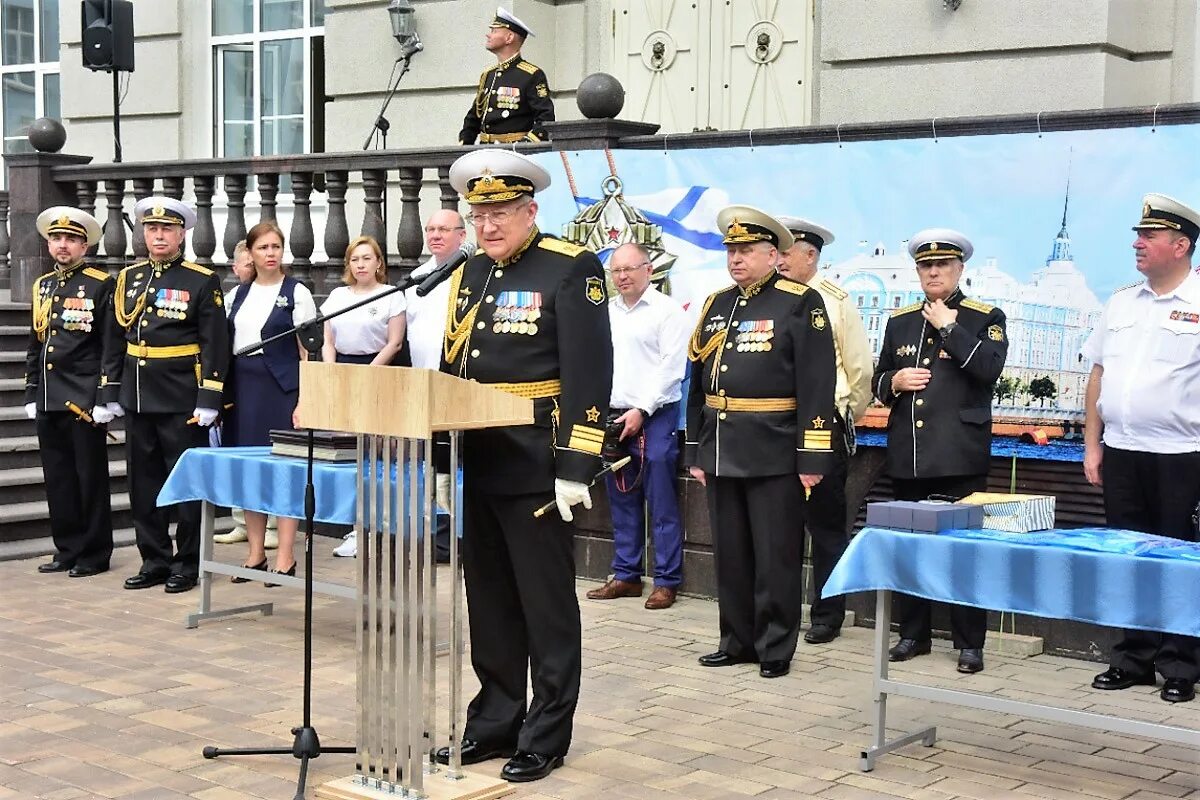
[406,209,469,369]
[586,243,689,609]
[1083,193,1200,705]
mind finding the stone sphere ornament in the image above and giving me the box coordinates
[28,117,67,153]
[576,73,625,119]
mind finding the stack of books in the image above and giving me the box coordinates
[269,429,359,462]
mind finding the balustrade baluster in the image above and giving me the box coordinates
[438,166,459,210]
[163,176,185,201]
[258,173,278,223]
[193,176,217,269]
[361,169,386,252]
[130,178,154,260]
[323,170,350,292]
[74,180,99,260]
[396,167,423,272]
[289,171,314,286]
[222,174,248,262]
[0,194,9,290]
[103,179,128,271]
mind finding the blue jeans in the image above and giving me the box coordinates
[605,402,684,588]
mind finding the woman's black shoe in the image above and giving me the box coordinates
[264,561,296,587]
[231,558,268,583]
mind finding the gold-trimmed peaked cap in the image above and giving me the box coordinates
[1134,193,1200,243]
[449,148,551,205]
[717,205,794,251]
[490,6,533,38]
[134,196,197,230]
[908,228,973,263]
[36,206,102,247]
[776,215,835,251]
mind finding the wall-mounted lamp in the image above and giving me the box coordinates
[388,0,422,55]
[943,0,963,10]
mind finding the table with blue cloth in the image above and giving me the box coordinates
[159,446,436,628]
[823,526,1200,770]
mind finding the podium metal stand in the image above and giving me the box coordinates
[301,363,531,800]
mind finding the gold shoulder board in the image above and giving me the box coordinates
[774,278,809,296]
[517,61,539,74]
[83,267,110,281]
[125,260,149,273]
[1113,280,1142,294]
[892,301,924,316]
[181,261,215,277]
[818,278,848,301]
[538,238,586,257]
[960,297,994,314]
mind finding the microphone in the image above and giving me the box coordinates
[415,243,474,297]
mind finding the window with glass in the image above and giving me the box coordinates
[211,0,324,161]
[0,0,59,164]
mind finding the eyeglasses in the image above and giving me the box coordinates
[424,226,465,234]
[607,262,652,276]
[466,204,529,226]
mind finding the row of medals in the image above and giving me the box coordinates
[735,331,773,353]
[492,307,541,335]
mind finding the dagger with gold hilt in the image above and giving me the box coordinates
[64,401,119,442]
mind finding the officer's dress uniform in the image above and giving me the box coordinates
[25,254,114,571]
[441,226,612,756]
[686,269,836,664]
[872,285,1007,649]
[1084,195,1200,697]
[101,251,229,581]
[459,53,554,145]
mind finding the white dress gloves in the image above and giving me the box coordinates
[91,404,114,424]
[193,407,219,427]
[435,473,453,512]
[24,402,36,420]
[553,479,592,522]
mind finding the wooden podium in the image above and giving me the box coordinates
[299,363,531,800]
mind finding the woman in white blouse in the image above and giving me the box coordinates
[224,221,317,584]
[321,236,408,366]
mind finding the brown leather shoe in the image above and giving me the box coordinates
[644,586,677,610]
[586,578,643,600]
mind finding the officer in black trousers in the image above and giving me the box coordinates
[458,8,555,144]
[24,207,114,577]
[432,149,612,783]
[685,205,837,680]
[100,197,230,594]
[872,228,1007,674]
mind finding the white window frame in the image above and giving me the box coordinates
[0,0,60,185]
[209,0,323,159]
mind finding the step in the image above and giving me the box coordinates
[0,376,26,403]
[0,461,128,504]
[0,324,28,341]
[0,492,133,542]
[0,404,128,438]
[0,351,24,379]
[0,516,236,562]
[0,430,126,468]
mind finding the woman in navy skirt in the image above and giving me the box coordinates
[224,221,316,583]
[320,235,408,366]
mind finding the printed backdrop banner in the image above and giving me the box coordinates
[529,124,1200,420]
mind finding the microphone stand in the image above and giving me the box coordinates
[199,264,450,799]
[361,44,418,272]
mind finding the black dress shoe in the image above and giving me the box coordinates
[1160,678,1195,703]
[164,574,197,593]
[231,558,268,583]
[68,564,108,578]
[500,752,563,783]
[433,739,515,766]
[804,624,840,644]
[759,660,790,678]
[124,571,169,590]
[1092,666,1156,691]
[264,561,296,588]
[698,650,755,667]
[956,648,984,674]
[38,560,72,573]
[888,638,932,662]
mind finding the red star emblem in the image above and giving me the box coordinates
[606,227,620,242]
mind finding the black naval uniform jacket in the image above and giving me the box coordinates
[459,53,555,144]
[684,272,837,478]
[440,229,612,495]
[24,262,114,412]
[872,288,1008,479]
[100,254,230,414]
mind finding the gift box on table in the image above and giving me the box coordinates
[958,492,1055,533]
[865,501,984,533]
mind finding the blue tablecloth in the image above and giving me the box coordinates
[158,446,434,525]
[823,526,1200,638]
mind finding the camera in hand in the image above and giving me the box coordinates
[601,412,629,465]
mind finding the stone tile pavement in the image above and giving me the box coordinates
[1,542,1198,799]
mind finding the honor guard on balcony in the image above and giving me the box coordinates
[458,8,555,144]
[433,149,612,782]
[872,229,1007,674]
[776,216,874,644]
[685,206,837,680]
[24,207,114,578]
[100,197,230,594]
[1084,194,1200,704]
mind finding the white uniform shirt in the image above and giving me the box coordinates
[608,285,689,415]
[405,255,454,370]
[320,284,407,356]
[1082,270,1200,454]
[811,276,874,421]
[226,280,317,355]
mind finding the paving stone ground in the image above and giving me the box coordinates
[1,541,1198,799]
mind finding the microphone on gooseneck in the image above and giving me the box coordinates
[415,243,474,297]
